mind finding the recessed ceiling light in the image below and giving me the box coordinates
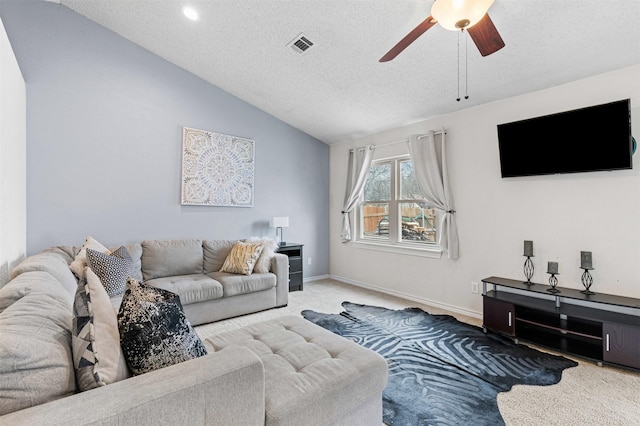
[182,5,199,21]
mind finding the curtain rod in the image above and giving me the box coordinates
[353,129,446,152]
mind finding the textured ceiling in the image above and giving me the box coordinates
[56,0,640,144]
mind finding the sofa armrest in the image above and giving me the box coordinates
[0,346,265,426]
[271,253,289,307]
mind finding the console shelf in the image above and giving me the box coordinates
[481,276,640,371]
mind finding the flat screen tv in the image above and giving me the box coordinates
[497,99,633,178]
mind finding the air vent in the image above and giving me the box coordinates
[288,33,314,55]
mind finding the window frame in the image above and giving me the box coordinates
[355,155,442,258]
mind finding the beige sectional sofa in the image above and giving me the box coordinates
[78,238,288,326]
[0,239,389,425]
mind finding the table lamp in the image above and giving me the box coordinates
[270,216,289,246]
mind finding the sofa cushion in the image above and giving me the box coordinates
[146,274,223,305]
[141,239,203,280]
[245,237,278,274]
[9,248,78,297]
[0,271,77,416]
[203,240,236,273]
[220,241,263,275]
[112,243,143,282]
[209,271,276,297]
[72,266,130,392]
[69,236,110,280]
[86,246,135,297]
[117,278,207,375]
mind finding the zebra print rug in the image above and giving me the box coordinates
[301,302,578,426]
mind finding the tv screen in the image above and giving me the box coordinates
[497,99,633,178]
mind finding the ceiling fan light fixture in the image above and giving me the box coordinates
[181,5,199,21]
[431,0,495,31]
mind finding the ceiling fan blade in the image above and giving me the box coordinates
[379,16,437,62]
[467,13,505,57]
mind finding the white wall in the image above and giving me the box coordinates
[0,15,26,286]
[330,65,640,317]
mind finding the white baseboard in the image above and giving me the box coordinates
[303,274,330,283]
[329,274,482,320]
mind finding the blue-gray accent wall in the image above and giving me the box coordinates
[0,0,329,278]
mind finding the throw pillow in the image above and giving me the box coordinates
[72,267,130,391]
[245,237,278,274]
[219,241,264,275]
[117,278,207,376]
[69,236,110,280]
[86,246,134,297]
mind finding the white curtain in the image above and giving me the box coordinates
[408,131,459,259]
[341,144,374,242]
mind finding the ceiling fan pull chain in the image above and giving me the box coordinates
[456,31,461,102]
[465,30,469,100]
[456,30,470,101]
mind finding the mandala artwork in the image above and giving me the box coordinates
[181,127,255,207]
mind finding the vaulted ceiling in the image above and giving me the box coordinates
[56,0,640,144]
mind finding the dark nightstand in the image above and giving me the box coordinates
[276,243,304,292]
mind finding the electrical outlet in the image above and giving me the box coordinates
[471,281,479,294]
[307,257,312,266]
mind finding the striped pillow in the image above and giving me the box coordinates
[219,241,264,275]
[72,266,130,391]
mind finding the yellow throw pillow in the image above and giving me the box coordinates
[220,241,264,275]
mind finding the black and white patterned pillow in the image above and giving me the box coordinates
[117,278,207,376]
[86,246,134,297]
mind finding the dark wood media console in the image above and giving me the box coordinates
[481,276,640,371]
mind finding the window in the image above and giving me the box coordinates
[358,156,438,250]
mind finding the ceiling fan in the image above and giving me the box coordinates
[379,0,505,62]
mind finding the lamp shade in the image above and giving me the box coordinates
[270,217,289,228]
[431,0,495,31]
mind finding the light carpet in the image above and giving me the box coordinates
[195,279,640,426]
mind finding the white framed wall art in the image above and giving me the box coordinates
[181,127,255,207]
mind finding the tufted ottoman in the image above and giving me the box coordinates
[204,315,388,426]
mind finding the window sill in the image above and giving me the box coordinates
[353,240,443,259]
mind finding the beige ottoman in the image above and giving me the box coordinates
[205,315,388,426]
